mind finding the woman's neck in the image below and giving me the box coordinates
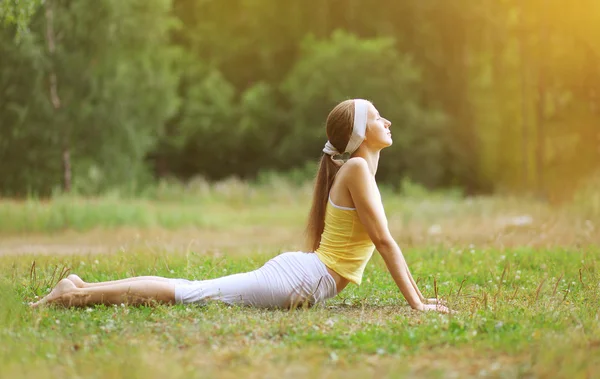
[353,146,380,176]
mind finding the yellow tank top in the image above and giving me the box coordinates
[314,197,375,285]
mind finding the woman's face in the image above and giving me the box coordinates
[364,103,392,149]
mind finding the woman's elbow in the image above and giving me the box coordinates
[373,236,396,253]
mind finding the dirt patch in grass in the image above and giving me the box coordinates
[1,210,597,257]
[0,226,302,256]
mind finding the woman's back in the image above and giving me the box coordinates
[314,157,381,291]
[314,177,375,285]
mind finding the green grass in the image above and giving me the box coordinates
[1,172,598,237]
[2,246,599,378]
[0,185,593,236]
[2,177,599,377]
[1,170,599,235]
[0,179,315,234]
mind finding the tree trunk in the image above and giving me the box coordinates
[535,78,545,198]
[63,147,71,193]
[535,52,546,199]
[44,0,71,193]
[586,47,600,175]
[518,16,530,192]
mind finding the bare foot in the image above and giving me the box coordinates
[30,278,77,308]
[67,274,85,288]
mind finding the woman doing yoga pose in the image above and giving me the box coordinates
[31,99,450,313]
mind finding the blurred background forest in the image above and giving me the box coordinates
[1,0,598,199]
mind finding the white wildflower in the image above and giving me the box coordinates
[427,224,442,236]
[511,215,533,226]
[329,352,339,362]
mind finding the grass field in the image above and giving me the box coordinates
[1,179,599,378]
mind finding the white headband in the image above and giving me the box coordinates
[323,99,369,166]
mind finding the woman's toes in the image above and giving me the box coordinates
[31,278,77,308]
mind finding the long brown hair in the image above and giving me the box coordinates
[305,100,355,251]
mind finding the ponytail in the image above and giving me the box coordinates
[304,99,355,251]
[305,154,340,251]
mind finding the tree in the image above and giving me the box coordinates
[0,0,42,40]
[0,0,179,196]
[282,31,448,187]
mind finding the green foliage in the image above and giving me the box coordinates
[0,0,41,40]
[0,25,53,196]
[282,30,448,186]
[1,0,599,197]
[0,0,179,196]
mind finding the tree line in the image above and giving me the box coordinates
[1,0,599,198]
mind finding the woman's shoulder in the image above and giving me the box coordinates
[330,158,367,208]
[342,157,368,171]
[339,157,370,179]
[334,158,372,194]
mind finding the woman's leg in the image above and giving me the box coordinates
[67,274,172,288]
[30,278,175,308]
[174,252,337,308]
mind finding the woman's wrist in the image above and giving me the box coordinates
[412,300,425,311]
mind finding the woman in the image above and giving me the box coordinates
[31,99,449,313]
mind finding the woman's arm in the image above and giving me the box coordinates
[403,259,426,301]
[374,238,425,310]
[344,159,447,312]
[403,254,446,304]
[379,237,445,307]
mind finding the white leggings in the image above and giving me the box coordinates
[169,251,338,309]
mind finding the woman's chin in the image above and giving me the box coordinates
[379,142,393,151]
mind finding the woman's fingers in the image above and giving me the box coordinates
[425,298,448,306]
[422,303,455,314]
